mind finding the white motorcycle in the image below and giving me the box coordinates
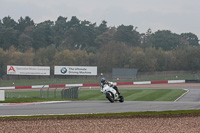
[101,84,124,103]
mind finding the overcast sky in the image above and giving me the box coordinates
[1,0,200,38]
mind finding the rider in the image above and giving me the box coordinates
[100,78,122,96]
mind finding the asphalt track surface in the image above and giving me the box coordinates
[1,85,200,116]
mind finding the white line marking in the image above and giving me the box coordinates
[174,89,189,102]
[0,101,71,106]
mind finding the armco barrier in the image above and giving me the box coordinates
[185,80,200,83]
[82,83,100,86]
[15,86,32,89]
[168,80,185,84]
[117,82,133,85]
[151,80,168,84]
[0,80,187,90]
[49,84,65,88]
[134,81,151,85]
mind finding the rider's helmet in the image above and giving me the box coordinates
[101,78,106,83]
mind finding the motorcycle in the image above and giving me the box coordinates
[101,84,124,103]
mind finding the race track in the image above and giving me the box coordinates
[1,86,200,116]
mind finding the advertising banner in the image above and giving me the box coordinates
[54,66,97,75]
[7,65,50,75]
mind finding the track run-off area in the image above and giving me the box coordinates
[0,82,200,117]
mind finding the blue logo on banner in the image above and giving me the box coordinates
[60,67,67,74]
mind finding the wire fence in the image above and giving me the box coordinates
[5,87,79,99]
[2,70,200,100]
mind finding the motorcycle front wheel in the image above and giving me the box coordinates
[106,92,114,103]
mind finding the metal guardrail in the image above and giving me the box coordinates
[185,80,200,83]
[61,87,79,99]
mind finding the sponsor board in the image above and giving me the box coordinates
[7,65,50,75]
[54,66,97,75]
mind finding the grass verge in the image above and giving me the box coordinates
[0,73,198,87]
[1,110,200,119]
[2,89,187,103]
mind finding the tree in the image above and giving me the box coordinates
[73,50,88,66]
[152,30,181,51]
[143,47,158,71]
[129,47,146,71]
[58,16,98,52]
[95,27,116,48]
[97,20,108,34]
[0,48,6,75]
[154,48,175,71]
[0,16,19,50]
[33,20,54,50]
[2,16,17,29]
[33,46,57,66]
[53,49,75,65]
[23,48,35,65]
[140,28,153,48]
[97,41,130,72]
[114,25,140,46]
[185,47,200,71]
[16,16,35,32]
[5,45,23,65]
[18,28,34,52]
[181,32,199,46]
[0,24,19,50]
[79,20,97,51]
[53,16,68,48]
[172,48,188,70]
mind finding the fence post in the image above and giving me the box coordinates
[40,87,43,98]
[47,87,49,98]
[54,88,57,98]
[61,88,65,99]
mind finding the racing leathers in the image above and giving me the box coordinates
[100,80,121,96]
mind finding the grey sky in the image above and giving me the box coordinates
[1,0,200,38]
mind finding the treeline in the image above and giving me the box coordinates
[1,42,200,75]
[0,16,200,76]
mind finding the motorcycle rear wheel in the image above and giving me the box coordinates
[119,95,124,102]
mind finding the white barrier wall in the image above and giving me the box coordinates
[168,80,185,84]
[0,90,5,101]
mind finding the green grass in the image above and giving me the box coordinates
[1,110,200,119]
[134,73,198,81]
[0,78,101,87]
[1,89,186,103]
[5,90,62,99]
[0,73,199,87]
[78,89,186,101]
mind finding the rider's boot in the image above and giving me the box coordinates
[118,92,122,97]
[114,86,122,97]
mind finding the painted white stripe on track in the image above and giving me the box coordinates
[174,89,189,102]
[0,101,70,106]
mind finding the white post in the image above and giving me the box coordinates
[0,90,5,101]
